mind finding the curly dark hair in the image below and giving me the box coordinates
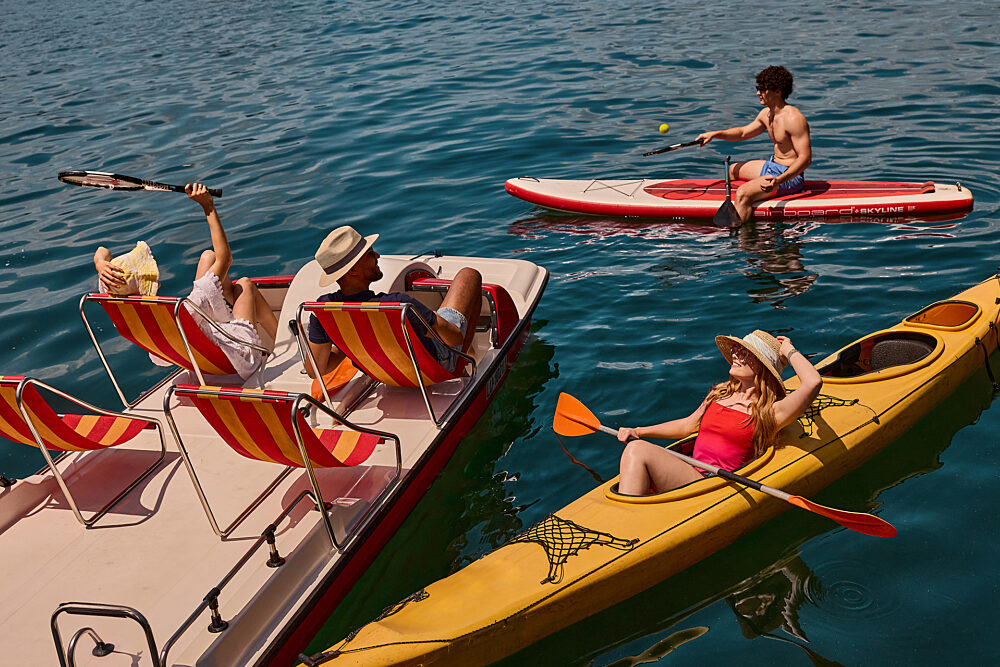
[756,66,794,100]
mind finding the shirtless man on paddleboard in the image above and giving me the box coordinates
[697,66,812,225]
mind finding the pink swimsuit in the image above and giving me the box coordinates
[692,402,755,472]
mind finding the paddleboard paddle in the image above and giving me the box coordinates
[712,156,743,229]
[552,392,897,538]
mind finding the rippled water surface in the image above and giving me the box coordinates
[2,0,999,664]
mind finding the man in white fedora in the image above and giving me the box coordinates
[305,226,483,378]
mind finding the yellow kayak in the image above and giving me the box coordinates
[301,274,1000,667]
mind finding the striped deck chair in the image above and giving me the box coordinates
[164,384,401,545]
[0,376,166,527]
[80,293,269,407]
[296,301,477,425]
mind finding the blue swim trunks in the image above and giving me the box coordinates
[760,157,804,195]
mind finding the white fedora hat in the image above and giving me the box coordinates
[315,226,379,287]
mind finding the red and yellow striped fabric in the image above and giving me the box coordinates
[92,294,237,376]
[173,385,379,468]
[0,376,150,452]
[305,302,461,388]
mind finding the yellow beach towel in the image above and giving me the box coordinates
[109,241,159,296]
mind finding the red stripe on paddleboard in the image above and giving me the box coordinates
[644,180,936,201]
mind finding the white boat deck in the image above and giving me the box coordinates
[0,254,547,666]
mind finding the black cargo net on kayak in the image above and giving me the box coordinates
[797,394,878,438]
[510,514,638,585]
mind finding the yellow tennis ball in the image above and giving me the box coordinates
[658,123,670,134]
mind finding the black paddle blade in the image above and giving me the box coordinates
[713,200,742,228]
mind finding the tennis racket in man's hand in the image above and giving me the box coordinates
[58,171,222,197]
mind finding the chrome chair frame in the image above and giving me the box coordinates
[294,302,477,426]
[12,377,167,527]
[80,293,269,408]
[163,386,401,548]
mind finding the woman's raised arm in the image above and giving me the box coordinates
[772,336,822,428]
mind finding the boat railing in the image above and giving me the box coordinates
[52,602,159,667]
[50,489,333,666]
[158,488,351,664]
[404,272,519,348]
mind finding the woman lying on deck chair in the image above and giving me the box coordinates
[93,183,278,379]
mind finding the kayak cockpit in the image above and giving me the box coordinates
[819,299,982,383]
[903,299,981,330]
[604,436,778,504]
[818,331,939,379]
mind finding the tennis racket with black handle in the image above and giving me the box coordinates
[58,171,222,197]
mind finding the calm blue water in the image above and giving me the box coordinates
[2,0,999,663]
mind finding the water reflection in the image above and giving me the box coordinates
[733,221,818,309]
[510,210,967,309]
[599,626,709,667]
[509,214,726,242]
[509,214,819,306]
[726,553,844,666]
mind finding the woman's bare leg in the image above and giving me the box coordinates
[232,277,278,342]
[195,250,237,304]
[618,440,702,495]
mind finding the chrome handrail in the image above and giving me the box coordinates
[66,627,114,666]
[159,488,350,664]
[52,603,160,667]
[405,274,501,347]
[51,492,320,667]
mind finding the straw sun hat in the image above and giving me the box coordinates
[107,241,159,296]
[315,226,379,287]
[715,329,787,396]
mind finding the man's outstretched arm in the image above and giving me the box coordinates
[697,112,767,145]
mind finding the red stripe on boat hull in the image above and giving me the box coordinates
[262,320,532,666]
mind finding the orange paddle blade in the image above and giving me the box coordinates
[788,495,897,537]
[553,392,601,436]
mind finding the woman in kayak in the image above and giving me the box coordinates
[616,330,821,495]
[93,183,278,379]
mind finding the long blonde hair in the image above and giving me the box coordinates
[703,372,781,457]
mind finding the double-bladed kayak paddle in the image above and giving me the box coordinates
[552,392,896,538]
